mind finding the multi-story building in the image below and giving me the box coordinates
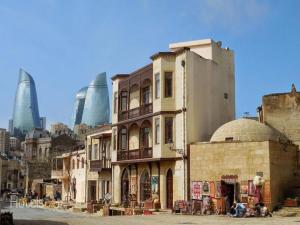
[0,128,10,153]
[51,124,112,203]
[23,128,78,194]
[52,149,86,202]
[86,125,112,202]
[10,137,20,152]
[111,39,235,209]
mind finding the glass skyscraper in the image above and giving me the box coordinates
[71,86,88,128]
[12,69,41,137]
[80,72,110,127]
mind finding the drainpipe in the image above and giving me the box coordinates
[181,58,186,201]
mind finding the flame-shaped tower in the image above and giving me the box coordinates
[12,69,41,137]
[81,72,110,127]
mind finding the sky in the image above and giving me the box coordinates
[0,0,300,129]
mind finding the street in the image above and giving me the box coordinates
[2,204,300,225]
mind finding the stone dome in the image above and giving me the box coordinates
[210,118,283,142]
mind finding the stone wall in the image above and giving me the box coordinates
[190,141,271,182]
[269,141,299,208]
[263,91,300,146]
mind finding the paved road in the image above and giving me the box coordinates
[3,204,300,225]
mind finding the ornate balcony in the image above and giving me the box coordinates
[90,159,111,171]
[117,147,153,161]
[51,170,69,179]
[118,103,153,121]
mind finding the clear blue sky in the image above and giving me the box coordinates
[0,0,299,129]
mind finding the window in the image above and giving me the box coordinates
[93,144,98,160]
[113,129,117,150]
[120,91,128,111]
[72,159,75,169]
[120,128,127,150]
[165,117,173,144]
[39,148,42,159]
[88,145,92,160]
[77,158,80,169]
[81,157,84,169]
[102,180,106,198]
[113,92,118,113]
[155,73,160,99]
[141,127,150,148]
[142,86,150,105]
[155,118,160,144]
[164,72,173,98]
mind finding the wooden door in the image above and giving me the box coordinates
[166,169,173,209]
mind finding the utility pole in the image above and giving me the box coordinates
[0,156,2,214]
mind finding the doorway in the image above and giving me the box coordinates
[166,169,173,209]
[140,170,151,202]
[88,180,97,201]
[221,181,235,213]
[121,169,129,204]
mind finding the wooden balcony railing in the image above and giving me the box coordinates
[90,159,111,171]
[117,147,153,161]
[118,103,152,121]
[51,170,69,179]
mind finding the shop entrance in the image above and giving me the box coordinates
[222,181,235,206]
[140,170,151,202]
[121,169,129,204]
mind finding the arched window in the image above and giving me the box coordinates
[39,148,42,159]
[119,128,127,150]
[120,91,128,112]
[121,169,129,203]
[77,158,80,169]
[81,157,84,169]
[140,170,151,202]
[72,159,75,169]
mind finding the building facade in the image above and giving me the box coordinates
[260,84,300,147]
[51,125,112,203]
[190,118,299,211]
[86,125,112,202]
[0,128,10,153]
[111,39,235,209]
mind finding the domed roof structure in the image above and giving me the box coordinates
[210,118,283,142]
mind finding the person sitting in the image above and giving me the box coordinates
[234,202,246,217]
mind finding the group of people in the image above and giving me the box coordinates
[227,202,272,218]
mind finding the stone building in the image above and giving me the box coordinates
[86,125,112,202]
[190,117,299,211]
[23,128,78,194]
[50,123,73,136]
[0,128,10,153]
[111,38,235,209]
[260,84,300,147]
[52,149,86,202]
[51,125,112,203]
[10,137,20,152]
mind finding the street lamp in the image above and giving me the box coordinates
[167,139,184,156]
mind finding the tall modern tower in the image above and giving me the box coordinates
[81,72,110,127]
[12,69,41,137]
[71,87,88,129]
